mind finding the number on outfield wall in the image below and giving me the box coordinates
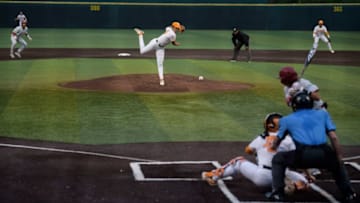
[333,6,343,13]
[90,5,101,12]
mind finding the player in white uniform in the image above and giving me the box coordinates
[15,11,27,26]
[10,20,32,59]
[201,113,308,193]
[312,19,334,53]
[279,66,325,110]
[134,21,185,86]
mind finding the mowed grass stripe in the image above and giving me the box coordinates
[137,94,246,141]
[0,59,82,141]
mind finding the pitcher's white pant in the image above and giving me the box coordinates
[313,35,333,51]
[138,36,165,81]
[221,157,307,187]
[10,35,27,55]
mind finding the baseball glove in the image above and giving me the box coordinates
[180,25,186,32]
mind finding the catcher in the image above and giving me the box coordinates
[201,113,308,195]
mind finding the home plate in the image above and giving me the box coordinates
[117,53,131,56]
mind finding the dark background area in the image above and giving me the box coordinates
[0,1,359,30]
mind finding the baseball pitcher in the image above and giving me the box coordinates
[134,21,185,86]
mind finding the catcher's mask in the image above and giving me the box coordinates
[264,112,282,133]
[291,91,313,111]
[279,66,298,87]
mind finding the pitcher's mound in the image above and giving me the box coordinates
[59,74,254,93]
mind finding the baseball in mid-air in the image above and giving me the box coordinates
[198,75,204,80]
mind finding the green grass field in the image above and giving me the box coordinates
[0,29,359,145]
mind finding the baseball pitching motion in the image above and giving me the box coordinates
[134,21,185,86]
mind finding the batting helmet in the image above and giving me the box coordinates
[264,112,282,133]
[171,21,182,31]
[279,66,298,87]
[291,91,313,111]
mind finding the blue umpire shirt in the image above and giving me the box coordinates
[277,109,336,146]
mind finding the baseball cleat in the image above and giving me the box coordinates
[159,79,165,86]
[201,171,217,186]
[15,52,21,58]
[201,168,224,186]
[10,53,15,59]
[134,28,144,35]
[330,50,335,54]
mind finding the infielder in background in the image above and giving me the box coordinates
[230,27,251,62]
[134,21,185,86]
[312,19,334,54]
[202,113,308,195]
[302,19,335,75]
[10,20,32,59]
[14,11,27,26]
[278,66,326,110]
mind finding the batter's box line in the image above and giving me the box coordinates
[129,160,232,181]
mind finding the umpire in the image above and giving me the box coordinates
[266,91,356,202]
[230,27,251,62]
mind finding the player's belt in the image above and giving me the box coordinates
[262,165,272,170]
[156,39,164,48]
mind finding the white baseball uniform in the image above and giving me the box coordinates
[16,13,27,26]
[137,26,176,81]
[284,78,324,109]
[218,132,308,187]
[10,25,31,56]
[312,24,333,52]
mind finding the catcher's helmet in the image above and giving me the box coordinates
[291,91,313,111]
[171,21,182,31]
[264,112,282,133]
[279,66,298,87]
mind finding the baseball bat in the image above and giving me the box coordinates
[301,48,317,77]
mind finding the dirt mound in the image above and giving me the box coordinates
[59,74,254,93]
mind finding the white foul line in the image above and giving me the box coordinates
[130,160,239,203]
[0,143,156,162]
[0,142,352,203]
[309,183,340,203]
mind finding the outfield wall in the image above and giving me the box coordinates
[0,2,359,30]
